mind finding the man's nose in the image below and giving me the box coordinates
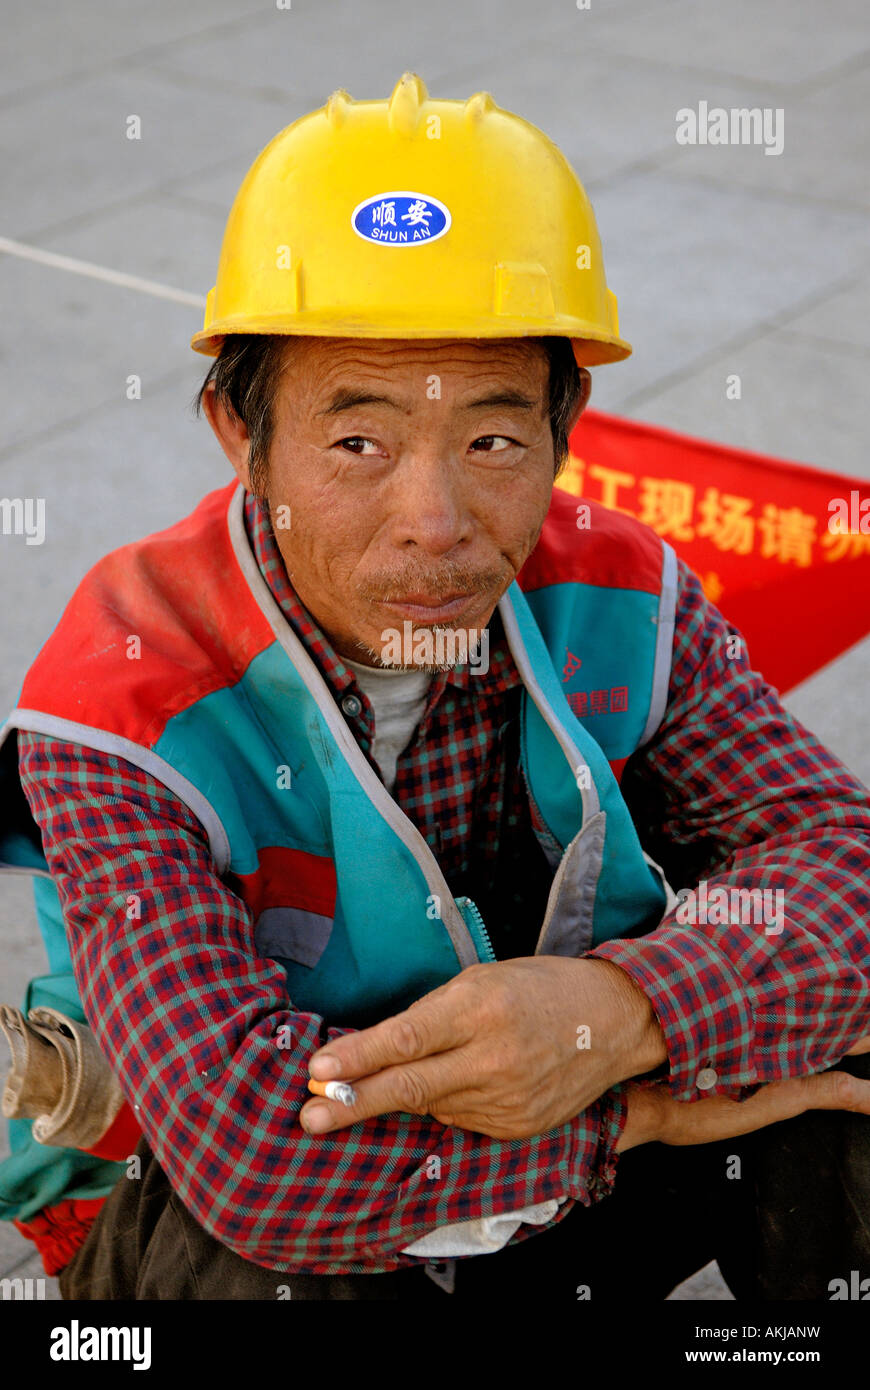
[387,452,470,553]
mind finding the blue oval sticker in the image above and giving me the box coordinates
[351,191,451,246]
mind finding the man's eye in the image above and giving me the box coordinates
[336,436,379,454]
[470,435,514,453]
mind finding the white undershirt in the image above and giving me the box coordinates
[343,656,432,793]
[342,655,567,1260]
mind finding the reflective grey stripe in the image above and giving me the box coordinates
[639,540,678,747]
[0,862,53,880]
[254,905,333,970]
[497,587,600,820]
[226,484,480,971]
[535,838,676,958]
[1,710,232,875]
[535,810,605,957]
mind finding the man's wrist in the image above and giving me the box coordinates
[584,957,668,1082]
[613,1083,662,1153]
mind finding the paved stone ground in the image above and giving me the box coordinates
[0,0,866,1301]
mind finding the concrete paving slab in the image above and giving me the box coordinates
[610,325,870,473]
[0,68,290,242]
[0,366,227,714]
[574,0,870,88]
[0,875,45,1172]
[427,45,777,190]
[578,172,868,413]
[0,0,268,104]
[0,873,46,1004]
[0,1251,61,1297]
[29,194,224,306]
[779,274,870,353]
[163,156,273,220]
[665,63,870,211]
[784,638,870,789]
[0,258,200,457]
[0,1215,35,1272]
[140,0,589,104]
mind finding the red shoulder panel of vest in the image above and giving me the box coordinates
[518,487,664,594]
[19,483,274,747]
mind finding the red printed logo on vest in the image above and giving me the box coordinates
[562,649,583,681]
[567,687,629,717]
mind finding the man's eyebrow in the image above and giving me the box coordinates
[316,389,409,417]
[316,387,542,417]
[458,390,541,413]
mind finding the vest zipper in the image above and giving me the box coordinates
[455,895,496,964]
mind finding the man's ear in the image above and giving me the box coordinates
[566,367,592,435]
[200,382,254,491]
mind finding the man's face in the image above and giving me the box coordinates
[219,336,558,669]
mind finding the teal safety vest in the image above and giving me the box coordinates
[0,481,678,1223]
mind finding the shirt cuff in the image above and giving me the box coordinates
[588,926,758,1101]
[580,1082,629,1203]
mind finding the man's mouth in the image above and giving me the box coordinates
[378,592,477,620]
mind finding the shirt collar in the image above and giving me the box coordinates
[242,490,522,707]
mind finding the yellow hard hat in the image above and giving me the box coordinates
[191,72,631,367]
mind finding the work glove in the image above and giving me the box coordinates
[0,1003,130,1151]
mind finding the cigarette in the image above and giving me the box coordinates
[307,1078,358,1107]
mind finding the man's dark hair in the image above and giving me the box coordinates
[193,335,587,498]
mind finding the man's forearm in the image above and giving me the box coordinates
[19,734,625,1272]
[590,559,870,1101]
[591,828,870,1101]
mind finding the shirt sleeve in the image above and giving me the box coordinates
[17,731,626,1274]
[588,558,870,1101]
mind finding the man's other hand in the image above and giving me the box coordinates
[298,956,666,1139]
[616,1062,870,1153]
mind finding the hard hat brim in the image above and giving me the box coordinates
[190,317,632,366]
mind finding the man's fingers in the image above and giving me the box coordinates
[766,1069,870,1120]
[804,1068,870,1113]
[300,1051,474,1133]
[309,987,471,1083]
[658,1069,870,1147]
[843,1035,870,1057]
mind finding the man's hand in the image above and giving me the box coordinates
[617,1064,870,1153]
[298,956,666,1139]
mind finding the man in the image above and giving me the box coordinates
[1,73,869,1301]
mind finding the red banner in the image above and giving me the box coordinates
[560,410,870,694]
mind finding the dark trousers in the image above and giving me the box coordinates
[59,1056,870,1301]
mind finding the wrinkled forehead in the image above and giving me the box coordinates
[274,335,551,403]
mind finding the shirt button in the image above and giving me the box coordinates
[696,1067,718,1090]
[341,693,362,718]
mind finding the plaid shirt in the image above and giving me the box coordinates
[16,491,870,1273]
